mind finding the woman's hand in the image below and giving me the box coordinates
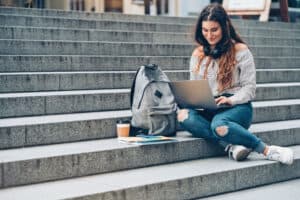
[215,96,233,106]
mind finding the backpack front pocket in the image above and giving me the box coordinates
[147,105,177,136]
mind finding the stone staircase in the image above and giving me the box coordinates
[0,6,300,200]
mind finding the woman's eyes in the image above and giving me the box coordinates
[203,28,218,32]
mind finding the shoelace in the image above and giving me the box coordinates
[225,144,232,152]
[267,150,281,160]
[225,144,234,159]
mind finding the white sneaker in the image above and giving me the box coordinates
[227,145,251,161]
[266,146,294,165]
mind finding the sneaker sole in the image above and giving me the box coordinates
[235,149,251,161]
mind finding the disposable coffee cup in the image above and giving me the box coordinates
[116,120,130,137]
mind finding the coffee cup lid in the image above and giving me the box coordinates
[117,119,131,124]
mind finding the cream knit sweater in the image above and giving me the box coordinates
[189,48,256,105]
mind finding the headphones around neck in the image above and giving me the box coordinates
[203,45,222,59]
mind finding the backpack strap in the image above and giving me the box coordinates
[130,66,142,107]
[130,64,158,108]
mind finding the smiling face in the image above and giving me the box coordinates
[202,20,223,48]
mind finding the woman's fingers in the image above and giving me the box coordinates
[215,96,224,104]
[215,96,232,105]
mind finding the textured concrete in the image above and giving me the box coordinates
[0,135,223,187]
[0,89,130,118]
[256,69,300,83]
[202,178,300,200]
[0,110,299,149]
[238,28,300,38]
[0,55,299,72]
[1,40,300,56]
[1,70,300,92]
[254,83,300,101]
[0,55,190,72]
[0,70,188,92]
[0,146,299,199]
[252,99,300,122]
[0,6,300,29]
[0,14,300,37]
[0,133,298,188]
[0,6,197,24]
[1,26,300,45]
[0,89,299,118]
[0,14,193,33]
[250,119,300,146]
[0,127,26,149]
[0,110,131,147]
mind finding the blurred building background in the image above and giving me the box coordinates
[0,0,299,21]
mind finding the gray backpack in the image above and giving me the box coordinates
[130,64,177,136]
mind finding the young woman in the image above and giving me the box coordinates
[177,3,294,164]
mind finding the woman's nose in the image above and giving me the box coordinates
[207,31,213,38]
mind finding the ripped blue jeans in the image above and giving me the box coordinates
[178,102,265,153]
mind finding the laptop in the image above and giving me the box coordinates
[169,80,228,110]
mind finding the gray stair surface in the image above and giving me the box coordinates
[200,178,300,200]
[0,56,299,72]
[0,71,300,92]
[1,40,300,56]
[0,111,299,149]
[0,6,299,199]
[0,91,299,118]
[1,7,300,29]
[1,26,300,45]
[0,120,299,187]
[0,145,299,199]
[1,6,300,29]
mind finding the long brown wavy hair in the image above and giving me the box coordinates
[193,3,245,92]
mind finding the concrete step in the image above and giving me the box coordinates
[237,27,300,38]
[0,100,299,149]
[0,144,299,199]
[0,86,299,118]
[0,110,131,149]
[1,70,299,92]
[1,14,300,36]
[0,7,197,25]
[0,55,189,72]
[0,89,130,118]
[1,26,300,44]
[0,55,299,72]
[0,132,222,188]
[1,40,300,57]
[253,99,300,122]
[250,120,300,147]
[255,83,300,101]
[256,69,300,83]
[200,178,300,200]
[1,7,300,30]
[0,14,193,33]
[0,70,188,92]
[0,122,299,187]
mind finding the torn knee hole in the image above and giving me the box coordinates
[177,109,189,122]
[215,126,228,137]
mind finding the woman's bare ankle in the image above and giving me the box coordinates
[263,146,269,156]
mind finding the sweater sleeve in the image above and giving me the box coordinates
[229,49,256,105]
[189,55,198,80]
[189,55,205,80]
